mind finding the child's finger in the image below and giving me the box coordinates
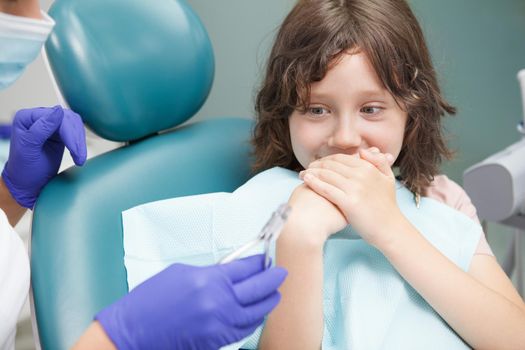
[309,153,361,170]
[365,147,395,166]
[385,153,394,165]
[359,148,394,178]
[302,168,349,193]
[302,172,348,220]
[302,159,353,179]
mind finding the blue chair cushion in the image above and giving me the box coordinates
[45,0,214,141]
[31,118,253,349]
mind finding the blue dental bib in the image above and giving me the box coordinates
[122,167,481,349]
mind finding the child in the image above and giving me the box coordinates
[251,0,525,348]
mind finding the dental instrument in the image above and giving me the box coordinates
[219,203,291,268]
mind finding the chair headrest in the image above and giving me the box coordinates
[46,0,214,142]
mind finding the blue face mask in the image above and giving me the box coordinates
[0,11,55,90]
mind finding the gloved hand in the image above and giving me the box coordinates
[2,106,87,208]
[96,254,287,350]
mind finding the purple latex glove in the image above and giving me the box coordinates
[1,106,87,208]
[96,254,287,350]
[0,124,11,139]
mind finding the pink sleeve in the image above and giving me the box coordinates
[424,175,494,256]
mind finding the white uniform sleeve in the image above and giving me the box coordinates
[0,209,30,350]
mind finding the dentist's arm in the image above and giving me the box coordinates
[1,106,86,225]
[0,178,25,226]
[74,255,287,350]
[72,323,115,350]
[0,0,41,18]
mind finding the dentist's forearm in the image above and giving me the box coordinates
[72,322,116,350]
[0,178,25,226]
[380,217,525,350]
[259,222,325,350]
[0,0,42,19]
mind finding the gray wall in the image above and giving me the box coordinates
[186,0,296,122]
[1,0,524,264]
[410,0,525,180]
[406,0,525,267]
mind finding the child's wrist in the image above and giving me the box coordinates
[278,218,328,251]
[372,213,414,254]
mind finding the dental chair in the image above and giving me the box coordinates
[30,0,253,349]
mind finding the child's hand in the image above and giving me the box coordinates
[285,183,348,246]
[299,148,402,248]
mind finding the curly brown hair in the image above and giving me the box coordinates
[252,0,455,195]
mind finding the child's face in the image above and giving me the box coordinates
[289,52,408,169]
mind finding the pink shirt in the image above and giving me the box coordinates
[424,175,494,256]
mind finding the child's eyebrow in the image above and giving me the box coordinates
[309,91,333,100]
[309,88,389,101]
[354,88,389,99]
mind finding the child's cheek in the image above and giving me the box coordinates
[290,138,311,170]
[289,116,313,169]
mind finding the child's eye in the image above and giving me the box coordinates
[307,106,330,117]
[360,106,383,115]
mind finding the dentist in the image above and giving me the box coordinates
[0,1,286,349]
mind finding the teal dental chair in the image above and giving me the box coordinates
[30,1,253,348]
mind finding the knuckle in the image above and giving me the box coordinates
[363,161,374,171]
[325,159,337,170]
[320,184,331,196]
[334,154,345,163]
[354,169,365,181]
[189,269,213,291]
[196,289,218,313]
[315,169,326,180]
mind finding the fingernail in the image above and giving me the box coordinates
[299,170,305,179]
[369,147,380,154]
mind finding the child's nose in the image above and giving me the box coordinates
[328,117,362,151]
